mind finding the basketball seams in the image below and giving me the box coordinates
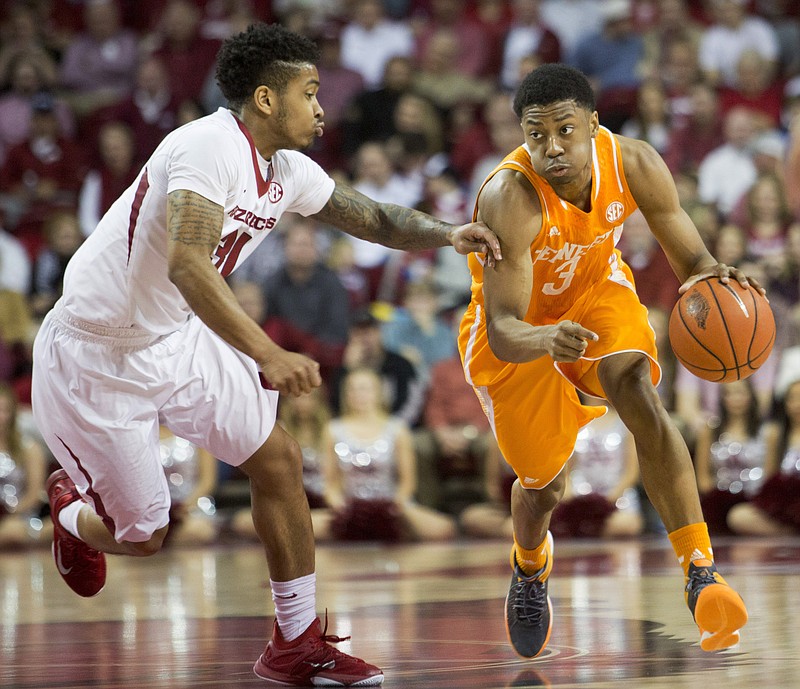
[705,280,741,379]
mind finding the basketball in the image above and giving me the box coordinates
[668,277,775,383]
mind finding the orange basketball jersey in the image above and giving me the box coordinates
[459,126,640,388]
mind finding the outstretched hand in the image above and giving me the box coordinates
[679,262,767,298]
[448,222,503,268]
[260,349,322,397]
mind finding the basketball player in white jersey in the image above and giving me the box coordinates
[31,23,501,687]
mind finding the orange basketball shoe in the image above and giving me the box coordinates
[253,616,384,686]
[46,469,107,597]
[685,559,748,651]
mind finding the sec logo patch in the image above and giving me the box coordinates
[605,201,624,222]
[267,182,284,203]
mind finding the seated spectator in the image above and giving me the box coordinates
[458,439,515,539]
[30,211,84,319]
[159,427,219,547]
[415,346,495,516]
[0,3,59,99]
[77,120,140,236]
[310,23,364,171]
[0,92,86,254]
[719,49,784,131]
[325,237,369,312]
[0,383,48,548]
[413,0,492,79]
[727,378,800,535]
[412,28,494,116]
[93,56,181,160]
[698,0,779,88]
[0,53,74,167]
[732,173,796,267]
[539,0,603,60]
[620,79,672,154]
[391,92,445,158]
[58,0,138,116]
[755,0,800,79]
[500,0,561,91]
[381,279,456,380]
[663,81,724,176]
[339,0,414,90]
[714,223,749,269]
[697,107,758,218]
[150,0,221,107]
[693,379,771,535]
[660,37,702,125]
[571,0,644,131]
[330,308,425,426]
[639,0,703,84]
[340,55,413,159]
[0,279,32,390]
[263,220,350,384]
[617,209,680,312]
[316,367,456,542]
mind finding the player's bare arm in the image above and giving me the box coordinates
[480,171,596,364]
[620,136,765,295]
[312,182,502,266]
[166,189,321,396]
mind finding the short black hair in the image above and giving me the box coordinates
[215,23,320,110]
[513,64,596,118]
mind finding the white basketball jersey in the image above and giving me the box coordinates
[60,108,335,336]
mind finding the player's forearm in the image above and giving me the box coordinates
[169,258,281,365]
[487,316,551,363]
[315,183,454,250]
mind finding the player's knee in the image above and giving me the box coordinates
[241,429,303,492]
[600,354,654,403]
[125,526,169,557]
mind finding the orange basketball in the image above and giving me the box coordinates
[668,277,775,383]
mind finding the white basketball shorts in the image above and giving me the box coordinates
[31,306,279,542]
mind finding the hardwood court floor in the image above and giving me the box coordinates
[1,535,799,689]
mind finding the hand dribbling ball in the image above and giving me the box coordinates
[668,277,775,383]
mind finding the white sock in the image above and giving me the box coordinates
[270,573,317,642]
[58,500,87,540]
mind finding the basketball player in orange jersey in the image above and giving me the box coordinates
[458,64,760,658]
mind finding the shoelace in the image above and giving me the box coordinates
[686,566,717,594]
[319,610,352,644]
[510,574,548,624]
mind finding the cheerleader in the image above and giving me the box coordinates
[728,378,800,535]
[693,379,772,535]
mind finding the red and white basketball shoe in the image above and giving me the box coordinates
[46,469,107,597]
[254,616,384,686]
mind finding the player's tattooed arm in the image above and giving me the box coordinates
[314,182,450,250]
[314,183,502,264]
[166,189,223,254]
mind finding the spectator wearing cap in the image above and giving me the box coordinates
[59,0,139,116]
[330,308,425,427]
[0,91,86,253]
[698,0,780,88]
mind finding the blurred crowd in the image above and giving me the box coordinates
[1,0,799,549]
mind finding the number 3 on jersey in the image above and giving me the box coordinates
[214,230,252,277]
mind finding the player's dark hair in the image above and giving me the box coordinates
[513,64,596,118]
[215,23,320,110]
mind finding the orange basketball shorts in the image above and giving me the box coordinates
[471,279,661,488]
